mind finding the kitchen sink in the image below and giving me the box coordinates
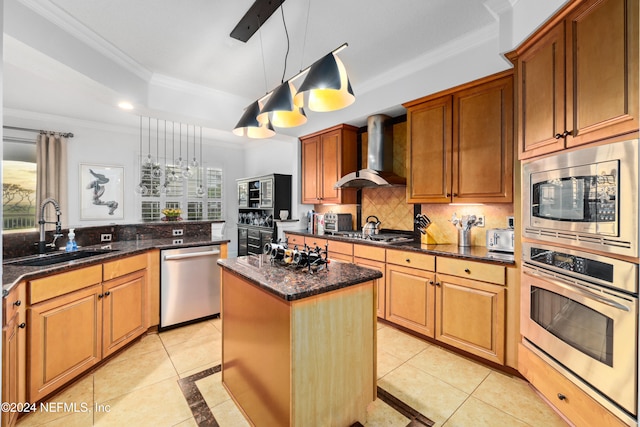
[6,249,118,267]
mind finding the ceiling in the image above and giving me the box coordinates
[2,0,569,143]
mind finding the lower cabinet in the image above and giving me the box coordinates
[27,258,148,403]
[435,273,505,365]
[385,263,436,337]
[2,283,26,427]
[28,285,103,402]
[102,271,147,358]
[354,257,386,318]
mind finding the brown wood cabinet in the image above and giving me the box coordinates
[435,257,506,364]
[353,243,387,318]
[509,0,639,159]
[2,284,26,427]
[27,254,148,402]
[300,124,358,204]
[518,343,629,427]
[404,71,513,204]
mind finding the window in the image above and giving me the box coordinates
[3,160,37,230]
[139,163,223,222]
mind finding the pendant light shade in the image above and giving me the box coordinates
[257,81,307,128]
[294,52,355,112]
[233,101,275,139]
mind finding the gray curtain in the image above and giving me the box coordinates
[36,133,68,229]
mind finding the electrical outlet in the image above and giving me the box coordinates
[476,215,485,228]
[173,239,183,245]
[101,233,112,242]
[172,229,184,236]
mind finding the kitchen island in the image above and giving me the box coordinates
[218,256,382,427]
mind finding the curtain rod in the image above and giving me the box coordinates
[3,136,36,145]
[3,125,74,138]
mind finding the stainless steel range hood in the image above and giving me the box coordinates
[334,114,406,188]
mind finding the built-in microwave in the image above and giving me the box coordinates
[523,139,639,258]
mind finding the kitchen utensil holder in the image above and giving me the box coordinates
[458,229,471,247]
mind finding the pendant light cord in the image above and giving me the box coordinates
[280,4,290,83]
[257,14,269,95]
[300,0,311,71]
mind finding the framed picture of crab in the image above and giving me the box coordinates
[80,164,124,220]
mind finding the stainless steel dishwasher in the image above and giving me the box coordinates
[160,245,221,329]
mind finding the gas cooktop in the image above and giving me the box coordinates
[331,231,416,245]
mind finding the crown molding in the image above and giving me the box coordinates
[18,0,153,82]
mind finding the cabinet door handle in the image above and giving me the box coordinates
[13,300,21,307]
[446,193,451,198]
[435,282,441,287]
[557,393,566,401]
[104,291,111,297]
[453,193,458,197]
[429,280,434,285]
[464,268,471,274]
[98,293,104,299]
[554,130,571,139]
[405,258,411,263]
[18,323,26,329]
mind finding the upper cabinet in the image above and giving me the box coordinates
[404,71,514,204]
[300,124,358,204]
[508,0,639,159]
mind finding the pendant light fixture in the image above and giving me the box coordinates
[232,0,354,138]
[183,125,193,178]
[196,126,205,197]
[135,116,148,195]
[190,124,199,168]
[294,47,355,112]
[144,117,153,166]
[152,118,163,179]
[256,5,307,128]
[168,121,178,183]
[160,120,169,194]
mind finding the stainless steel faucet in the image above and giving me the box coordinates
[38,198,63,254]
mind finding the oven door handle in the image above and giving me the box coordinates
[524,269,631,312]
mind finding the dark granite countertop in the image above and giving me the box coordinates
[2,237,230,294]
[283,230,516,265]
[218,256,383,302]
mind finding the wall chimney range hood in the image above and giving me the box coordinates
[334,114,406,188]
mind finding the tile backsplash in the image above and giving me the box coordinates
[362,187,414,231]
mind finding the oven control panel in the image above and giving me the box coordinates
[529,247,613,283]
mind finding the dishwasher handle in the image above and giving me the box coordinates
[164,250,220,261]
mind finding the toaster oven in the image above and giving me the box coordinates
[486,228,514,253]
[324,213,353,233]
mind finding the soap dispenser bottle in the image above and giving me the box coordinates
[66,229,78,252]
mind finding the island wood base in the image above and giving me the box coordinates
[221,268,376,427]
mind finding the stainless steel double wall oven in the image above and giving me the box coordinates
[522,139,639,421]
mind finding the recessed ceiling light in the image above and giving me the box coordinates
[118,101,134,110]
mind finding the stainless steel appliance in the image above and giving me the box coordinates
[523,139,638,258]
[521,242,638,420]
[486,228,514,253]
[160,245,221,329]
[324,212,353,233]
[333,230,415,245]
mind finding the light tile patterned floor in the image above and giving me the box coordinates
[16,319,568,427]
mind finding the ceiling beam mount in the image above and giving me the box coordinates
[230,0,286,43]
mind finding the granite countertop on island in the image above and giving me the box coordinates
[284,230,516,265]
[218,256,383,301]
[2,237,230,293]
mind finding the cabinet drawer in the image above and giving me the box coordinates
[285,233,305,247]
[29,265,103,304]
[386,250,435,271]
[518,343,628,427]
[354,244,385,262]
[3,283,25,326]
[247,229,260,239]
[305,236,328,249]
[103,254,147,281]
[328,252,353,263]
[436,257,505,285]
[328,240,353,256]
